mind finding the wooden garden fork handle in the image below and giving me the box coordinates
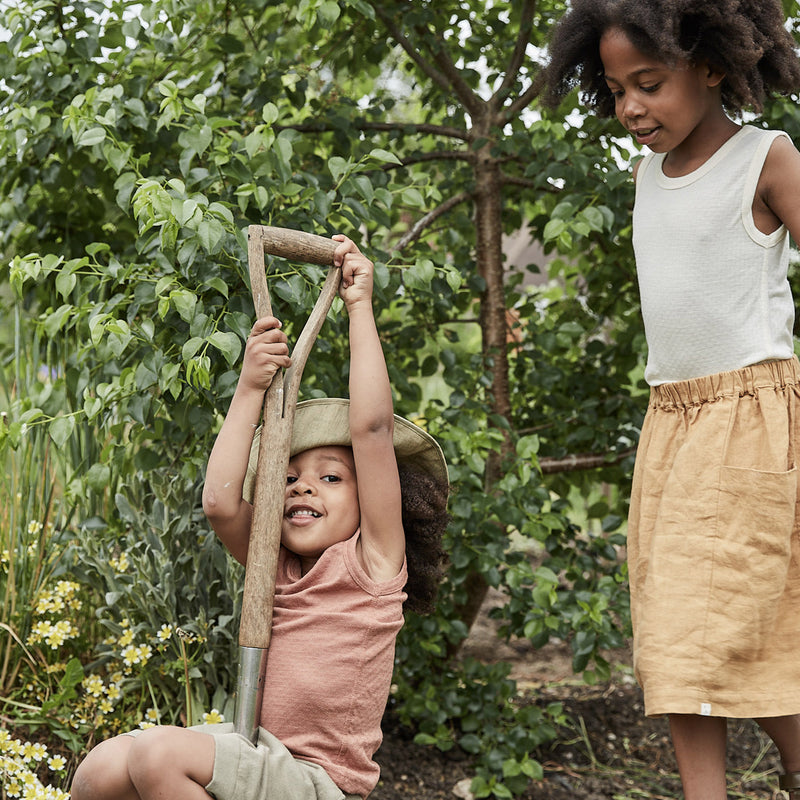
[234,225,340,742]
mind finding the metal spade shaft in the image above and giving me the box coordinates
[233,225,340,743]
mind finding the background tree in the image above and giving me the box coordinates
[2,0,798,795]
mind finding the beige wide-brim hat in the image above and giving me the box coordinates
[243,397,448,503]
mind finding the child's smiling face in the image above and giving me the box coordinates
[599,27,725,159]
[282,445,361,572]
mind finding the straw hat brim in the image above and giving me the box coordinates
[243,398,448,503]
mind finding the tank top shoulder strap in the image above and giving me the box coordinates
[742,129,791,245]
[634,152,658,199]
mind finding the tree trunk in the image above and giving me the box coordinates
[451,128,511,635]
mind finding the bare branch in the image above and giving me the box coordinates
[492,0,537,105]
[360,121,470,142]
[384,150,473,170]
[538,447,637,474]
[503,68,546,121]
[500,173,560,194]
[372,8,455,97]
[275,120,470,141]
[373,5,484,119]
[395,191,473,251]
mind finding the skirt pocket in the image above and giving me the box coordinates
[703,464,797,663]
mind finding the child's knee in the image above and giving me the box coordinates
[128,726,215,790]
[71,735,135,799]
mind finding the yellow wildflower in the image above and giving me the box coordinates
[156,624,173,642]
[110,552,130,573]
[27,621,52,646]
[121,643,152,667]
[118,629,134,647]
[202,709,225,724]
[39,620,77,649]
[82,674,104,697]
[47,755,66,771]
[22,741,47,762]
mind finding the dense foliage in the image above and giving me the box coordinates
[1,0,798,796]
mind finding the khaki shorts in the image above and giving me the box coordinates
[126,724,360,800]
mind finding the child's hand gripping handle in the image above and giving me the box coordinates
[234,225,341,743]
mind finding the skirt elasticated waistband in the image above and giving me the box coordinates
[649,357,800,410]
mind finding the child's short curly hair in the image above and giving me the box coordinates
[399,466,450,615]
[543,0,800,116]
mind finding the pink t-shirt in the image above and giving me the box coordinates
[260,532,407,798]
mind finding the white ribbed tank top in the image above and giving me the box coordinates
[633,125,794,386]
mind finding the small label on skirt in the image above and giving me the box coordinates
[700,703,712,716]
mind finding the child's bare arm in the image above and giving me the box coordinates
[203,316,291,565]
[334,235,405,581]
[760,136,800,243]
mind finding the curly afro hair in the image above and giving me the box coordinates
[398,466,450,615]
[543,0,800,116]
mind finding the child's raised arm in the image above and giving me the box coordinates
[202,316,291,565]
[333,235,405,582]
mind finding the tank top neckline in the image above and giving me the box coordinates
[654,125,752,189]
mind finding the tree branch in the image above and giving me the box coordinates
[500,172,560,194]
[395,191,473,250]
[503,68,546,121]
[373,4,484,119]
[372,8,456,98]
[538,447,637,475]
[274,120,470,142]
[492,0,537,106]
[384,150,473,170]
[360,120,470,141]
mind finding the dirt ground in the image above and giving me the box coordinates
[372,588,788,800]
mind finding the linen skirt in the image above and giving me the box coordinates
[628,358,800,718]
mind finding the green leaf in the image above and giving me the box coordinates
[171,289,198,322]
[180,124,213,155]
[86,462,111,491]
[328,156,349,183]
[76,126,106,146]
[182,337,205,361]
[198,218,225,253]
[543,218,566,242]
[262,103,279,124]
[49,415,76,448]
[208,331,242,366]
[368,148,402,165]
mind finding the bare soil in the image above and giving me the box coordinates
[372,588,787,800]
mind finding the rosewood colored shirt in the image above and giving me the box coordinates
[260,532,407,798]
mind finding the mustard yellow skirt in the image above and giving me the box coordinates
[628,358,800,718]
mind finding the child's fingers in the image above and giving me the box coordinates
[244,316,291,386]
[248,316,284,338]
[331,234,361,267]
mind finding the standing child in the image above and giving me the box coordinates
[70,235,449,800]
[544,1,800,798]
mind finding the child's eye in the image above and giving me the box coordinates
[641,83,660,93]
[286,475,298,485]
[322,475,341,483]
